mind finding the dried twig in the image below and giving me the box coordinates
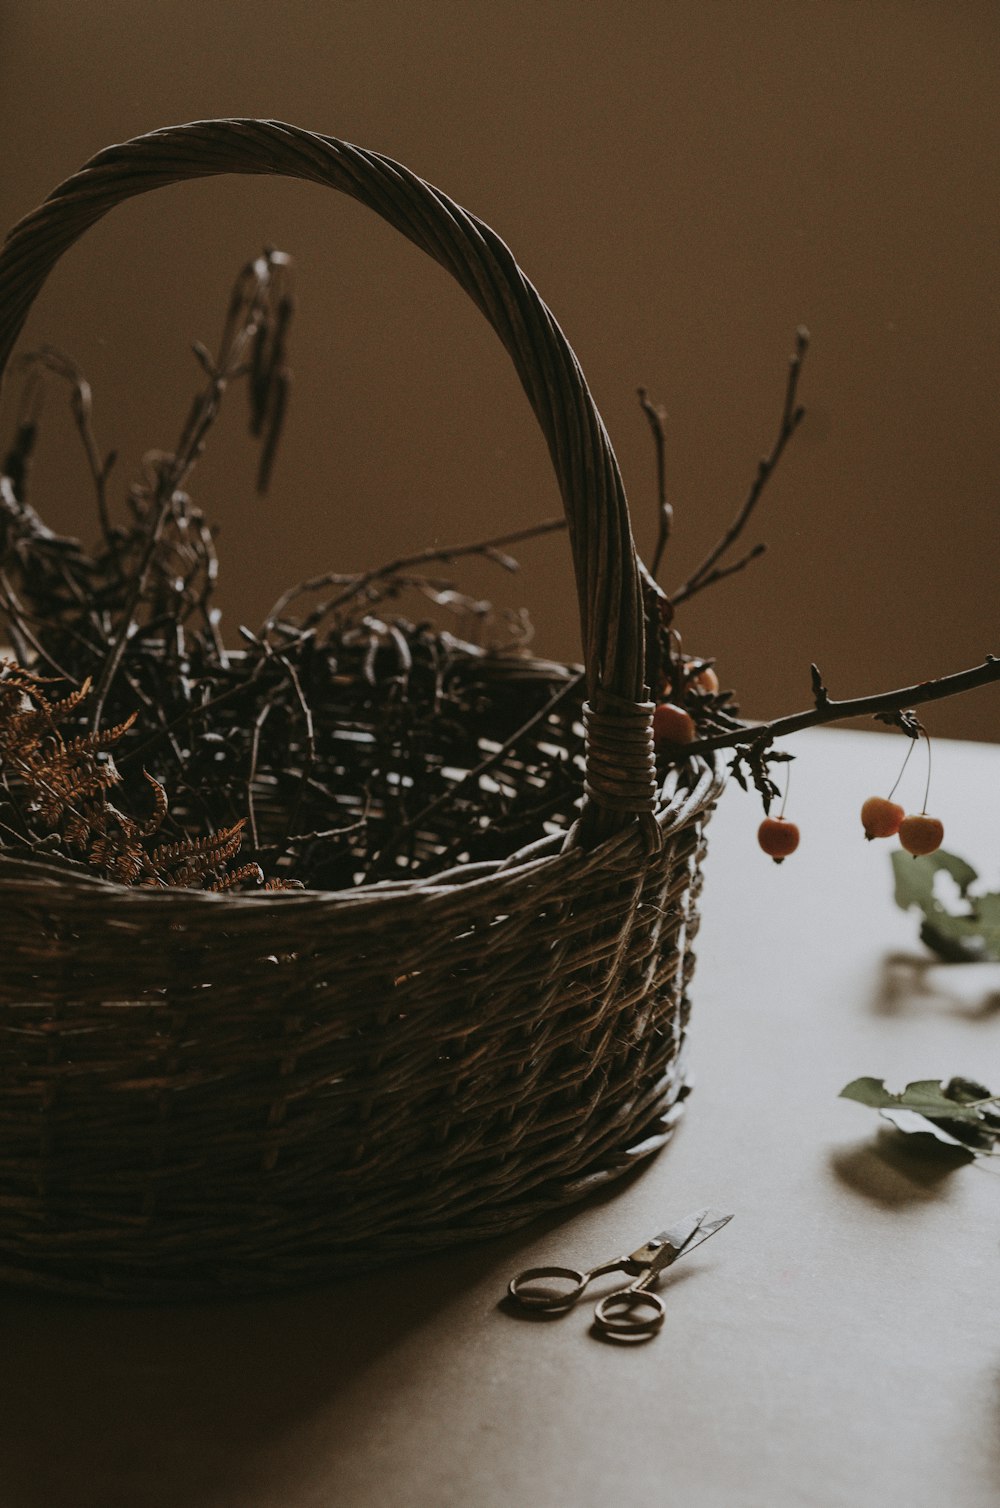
[637,387,672,579]
[12,347,118,546]
[85,250,294,731]
[672,327,808,606]
[677,541,767,600]
[262,517,567,633]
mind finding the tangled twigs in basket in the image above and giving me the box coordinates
[88,249,294,732]
[0,241,587,890]
[262,517,567,636]
[0,553,81,683]
[0,246,296,754]
[368,666,586,878]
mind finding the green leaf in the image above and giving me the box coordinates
[918,920,982,964]
[840,1076,987,1121]
[890,848,1000,962]
[891,847,978,909]
[839,1076,898,1109]
[840,1075,1000,1157]
[969,892,1000,956]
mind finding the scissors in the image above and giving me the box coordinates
[507,1208,733,1338]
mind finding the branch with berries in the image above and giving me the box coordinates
[637,331,1000,865]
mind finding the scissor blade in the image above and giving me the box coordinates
[628,1211,704,1271]
[635,1208,734,1275]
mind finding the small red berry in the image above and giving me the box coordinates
[758,816,800,864]
[861,796,905,841]
[653,702,695,750]
[898,814,944,856]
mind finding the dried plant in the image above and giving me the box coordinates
[0,248,583,889]
[0,657,295,889]
[1,255,997,892]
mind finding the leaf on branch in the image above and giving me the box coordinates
[840,1075,1000,1157]
[874,707,922,738]
[891,847,1000,962]
[728,740,792,813]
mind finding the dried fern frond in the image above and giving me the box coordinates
[0,663,266,891]
[137,770,168,837]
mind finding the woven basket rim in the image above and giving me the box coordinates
[0,756,722,911]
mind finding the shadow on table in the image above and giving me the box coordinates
[869,952,1000,1021]
[0,1173,644,1508]
[829,1126,970,1209]
[0,1257,453,1508]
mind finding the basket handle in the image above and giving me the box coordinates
[0,118,659,842]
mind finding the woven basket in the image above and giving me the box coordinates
[0,119,724,1300]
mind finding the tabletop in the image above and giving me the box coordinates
[2,725,999,1508]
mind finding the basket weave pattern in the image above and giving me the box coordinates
[0,120,722,1299]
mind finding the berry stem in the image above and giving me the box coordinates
[778,758,791,820]
[886,734,917,803]
[922,729,933,816]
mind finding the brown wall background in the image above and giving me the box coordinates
[1,1,998,741]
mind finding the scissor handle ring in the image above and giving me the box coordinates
[594,1288,666,1337]
[508,1265,587,1312]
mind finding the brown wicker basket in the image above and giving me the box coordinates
[0,119,723,1300]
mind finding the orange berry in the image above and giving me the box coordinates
[758,816,800,864]
[898,814,944,856]
[653,702,695,750]
[690,665,719,695]
[861,796,905,841]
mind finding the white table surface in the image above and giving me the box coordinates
[2,725,999,1508]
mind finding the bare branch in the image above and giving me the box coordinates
[687,655,1000,757]
[637,387,672,579]
[672,326,808,606]
[670,541,766,605]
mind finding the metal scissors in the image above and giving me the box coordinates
[507,1208,733,1338]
